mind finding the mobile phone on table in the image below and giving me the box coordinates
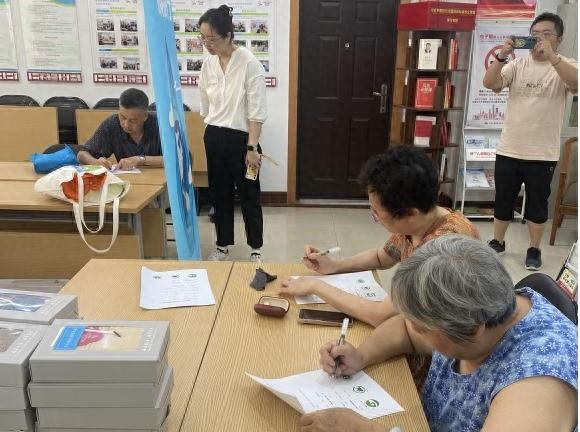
[513,36,537,50]
[298,309,353,327]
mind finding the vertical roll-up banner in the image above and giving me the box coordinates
[143,0,201,260]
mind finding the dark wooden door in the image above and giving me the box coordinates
[298,0,398,199]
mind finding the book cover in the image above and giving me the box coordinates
[414,78,438,109]
[0,289,77,325]
[417,39,442,70]
[30,320,169,383]
[414,116,436,147]
[0,322,45,387]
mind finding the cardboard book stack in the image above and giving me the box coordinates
[0,289,78,325]
[0,322,46,432]
[29,320,172,432]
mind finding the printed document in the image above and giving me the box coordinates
[246,369,403,419]
[140,267,215,309]
[292,271,386,304]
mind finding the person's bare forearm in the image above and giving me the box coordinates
[358,315,417,368]
[313,282,398,327]
[77,150,98,165]
[483,60,505,90]
[248,121,262,146]
[334,248,394,274]
[551,55,578,91]
[143,155,163,167]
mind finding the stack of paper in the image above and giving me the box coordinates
[247,369,404,419]
[29,320,172,431]
[0,289,77,325]
[465,169,491,188]
[292,271,387,305]
[0,322,46,431]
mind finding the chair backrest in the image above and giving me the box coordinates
[75,109,118,145]
[515,273,578,325]
[0,106,59,161]
[0,95,40,107]
[43,97,90,144]
[94,98,120,110]
[148,102,191,112]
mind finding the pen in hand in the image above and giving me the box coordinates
[303,246,341,260]
[331,317,349,378]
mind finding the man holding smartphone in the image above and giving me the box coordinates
[483,12,578,270]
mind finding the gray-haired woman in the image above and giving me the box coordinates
[305,235,577,432]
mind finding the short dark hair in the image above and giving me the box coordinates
[119,88,149,110]
[531,12,564,37]
[359,146,439,218]
[198,5,234,40]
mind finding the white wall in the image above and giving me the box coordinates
[0,0,290,192]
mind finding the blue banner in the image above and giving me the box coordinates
[143,0,201,260]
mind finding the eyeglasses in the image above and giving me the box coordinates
[530,30,558,38]
[197,34,222,45]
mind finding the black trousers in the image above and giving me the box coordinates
[204,125,263,249]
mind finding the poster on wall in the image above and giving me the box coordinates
[0,0,18,81]
[19,0,82,82]
[172,0,209,86]
[477,0,536,20]
[226,0,277,87]
[143,0,201,260]
[465,22,531,128]
[89,0,148,85]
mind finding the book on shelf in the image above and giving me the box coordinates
[448,38,459,69]
[414,77,438,109]
[439,118,449,146]
[465,135,487,148]
[465,169,490,188]
[417,39,442,70]
[439,154,447,181]
[414,116,437,147]
[443,80,454,109]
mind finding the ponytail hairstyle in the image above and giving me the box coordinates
[198,5,234,41]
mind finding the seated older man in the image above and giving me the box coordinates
[304,235,577,432]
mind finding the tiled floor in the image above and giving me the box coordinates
[168,207,578,290]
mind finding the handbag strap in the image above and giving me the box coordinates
[75,171,110,234]
[72,197,119,254]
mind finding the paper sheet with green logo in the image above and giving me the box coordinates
[292,271,387,305]
[246,369,403,419]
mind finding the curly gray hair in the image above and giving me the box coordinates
[391,235,516,342]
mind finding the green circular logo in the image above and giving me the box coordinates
[365,399,380,408]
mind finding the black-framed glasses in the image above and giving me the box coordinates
[530,30,558,38]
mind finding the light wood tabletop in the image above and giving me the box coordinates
[0,181,164,213]
[181,262,430,432]
[0,162,167,186]
[60,259,234,432]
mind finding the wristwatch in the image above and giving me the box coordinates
[493,52,507,63]
[247,145,257,152]
[138,155,146,165]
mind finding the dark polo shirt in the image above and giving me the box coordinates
[83,114,162,160]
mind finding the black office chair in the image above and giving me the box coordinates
[148,102,191,112]
[43,96,90,144]
[515,273,578,324]
[0,94,39,106]
[93,98,119,109]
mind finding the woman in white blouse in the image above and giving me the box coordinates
[198,5,267,262]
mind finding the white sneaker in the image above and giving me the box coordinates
[207,248,229,261]
[250,252,262,263]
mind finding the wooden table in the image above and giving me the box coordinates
[181,262,430,432]
[60,259,233,432]
[0,162,167,186]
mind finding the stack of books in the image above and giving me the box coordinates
[0,289,77,325]
[29,320,172,431]
[0,322,46,432]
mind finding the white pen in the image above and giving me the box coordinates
[331,317,349,378]
[303,246,341,260]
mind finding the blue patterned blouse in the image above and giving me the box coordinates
[422,288,578,432]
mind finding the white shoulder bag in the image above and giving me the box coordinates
[34,166,130,253]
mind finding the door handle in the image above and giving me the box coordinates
[373,84,388,114]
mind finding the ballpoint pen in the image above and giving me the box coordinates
[331,317,349,378]
[303,246,341,260]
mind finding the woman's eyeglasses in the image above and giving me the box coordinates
[197,34,222,45]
